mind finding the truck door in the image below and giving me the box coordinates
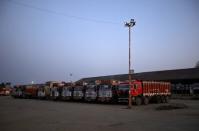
[131,81,142,97]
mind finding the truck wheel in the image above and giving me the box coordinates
[143,97,149,105]
[161,96,166,103]
[111,98,117,104]
[135,97,142,106]
[165,96,169,103]
[156,96,161,104]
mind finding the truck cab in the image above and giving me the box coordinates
[117,82,129,102]
[98,85,112,102]
[12,85,23,98]
[0,83,12,96]
[23,85,38,98]
[61,83,73,101]
[49,82,64,100]
[73,86,85,101]
[85,84,98,102]
[130,80,142,97]
[117,80,142,103]
[97,80,118,103]
[37,84,46,99]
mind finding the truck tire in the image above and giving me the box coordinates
[165,96,169,103]
[156,96,161,104]
[143,97,149,105]
[135,97,142,105]
[111,98,117,104]
[161,96,166,103]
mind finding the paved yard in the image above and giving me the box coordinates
[0,96,198,131]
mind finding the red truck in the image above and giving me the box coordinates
[23,85,38,98]
[117,80,171,105]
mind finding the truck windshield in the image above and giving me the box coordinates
[87,85,95,91]
[99,85,111,90]
[63,87,71,91]
[118,85,129,91]
[74,86,82,91]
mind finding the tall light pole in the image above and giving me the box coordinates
[69,73,73,83]
[125,19,136,108]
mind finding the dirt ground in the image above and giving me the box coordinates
[0,96,198,131]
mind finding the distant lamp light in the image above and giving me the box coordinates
[125,19,136,27]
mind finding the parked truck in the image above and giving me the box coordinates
[0,83,12,96]
[12,85,24,98]
[61,82,73,101]
[117,80,171,105]
[96,80,118,103]
[85,83,98,102]
[37,84,47,99]
[73,84,85,101]
[49,81,64,100]
[23,84,38,98]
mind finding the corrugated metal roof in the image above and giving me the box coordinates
[76,68,199,83]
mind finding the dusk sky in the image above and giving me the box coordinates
[0,0,199,85]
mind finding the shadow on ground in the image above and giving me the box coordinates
[156,103,188,110]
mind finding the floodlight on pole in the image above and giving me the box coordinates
[125,19,136,109]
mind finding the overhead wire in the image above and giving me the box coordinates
[8,0,121,25]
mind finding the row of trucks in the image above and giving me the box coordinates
[12,80,171,105]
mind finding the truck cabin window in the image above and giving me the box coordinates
[87,85,96,91]
[74,86,82,91]
[99,85,111,91]
[118,85,129,91]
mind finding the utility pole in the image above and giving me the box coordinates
[125,19,136,108]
